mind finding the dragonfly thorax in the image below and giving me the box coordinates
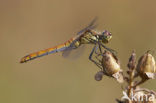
[80,33,98,44]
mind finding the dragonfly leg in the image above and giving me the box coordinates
[89,45,103,70]
[98,44,104,55]
[95,54,102,63]
[94,44,103,62]
[94,44,100,54]
[100,43,117,55]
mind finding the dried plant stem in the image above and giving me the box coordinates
[127,69,135,97]
[133,79,147,87]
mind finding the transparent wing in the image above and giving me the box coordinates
[62,17,98,58]
[62,45,86,59]
[77,17,98,35]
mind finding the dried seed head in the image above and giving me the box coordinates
[102,50,124,83]
[137,51,156,79]
[94,71,104,81]
[127,51,136,70]
[102,50,120,75]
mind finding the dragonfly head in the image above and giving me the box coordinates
[101,30,112,43]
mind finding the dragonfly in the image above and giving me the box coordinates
[20,18,115,63]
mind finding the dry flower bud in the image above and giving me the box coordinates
[127,51,136,70]
[102,50,123,83]
[137,51,156,80]
[94,71,104,81]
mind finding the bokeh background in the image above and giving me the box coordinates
[1,0,156,103]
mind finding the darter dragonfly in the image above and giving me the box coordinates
[20,18,115,64]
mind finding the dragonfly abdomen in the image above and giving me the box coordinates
[20,44,68,63]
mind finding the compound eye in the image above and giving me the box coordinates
[105,31,112,36]
[108,32,112,36]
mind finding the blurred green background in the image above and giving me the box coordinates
[1,0,156,103]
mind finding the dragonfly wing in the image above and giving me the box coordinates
[62,47,73,58]
[77,17,98,35]
[62,44,86,59]
[62,39,78,58]
[61,17,98,59]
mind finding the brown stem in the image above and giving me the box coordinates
[133,79,147,88]
[127,69,135,97]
